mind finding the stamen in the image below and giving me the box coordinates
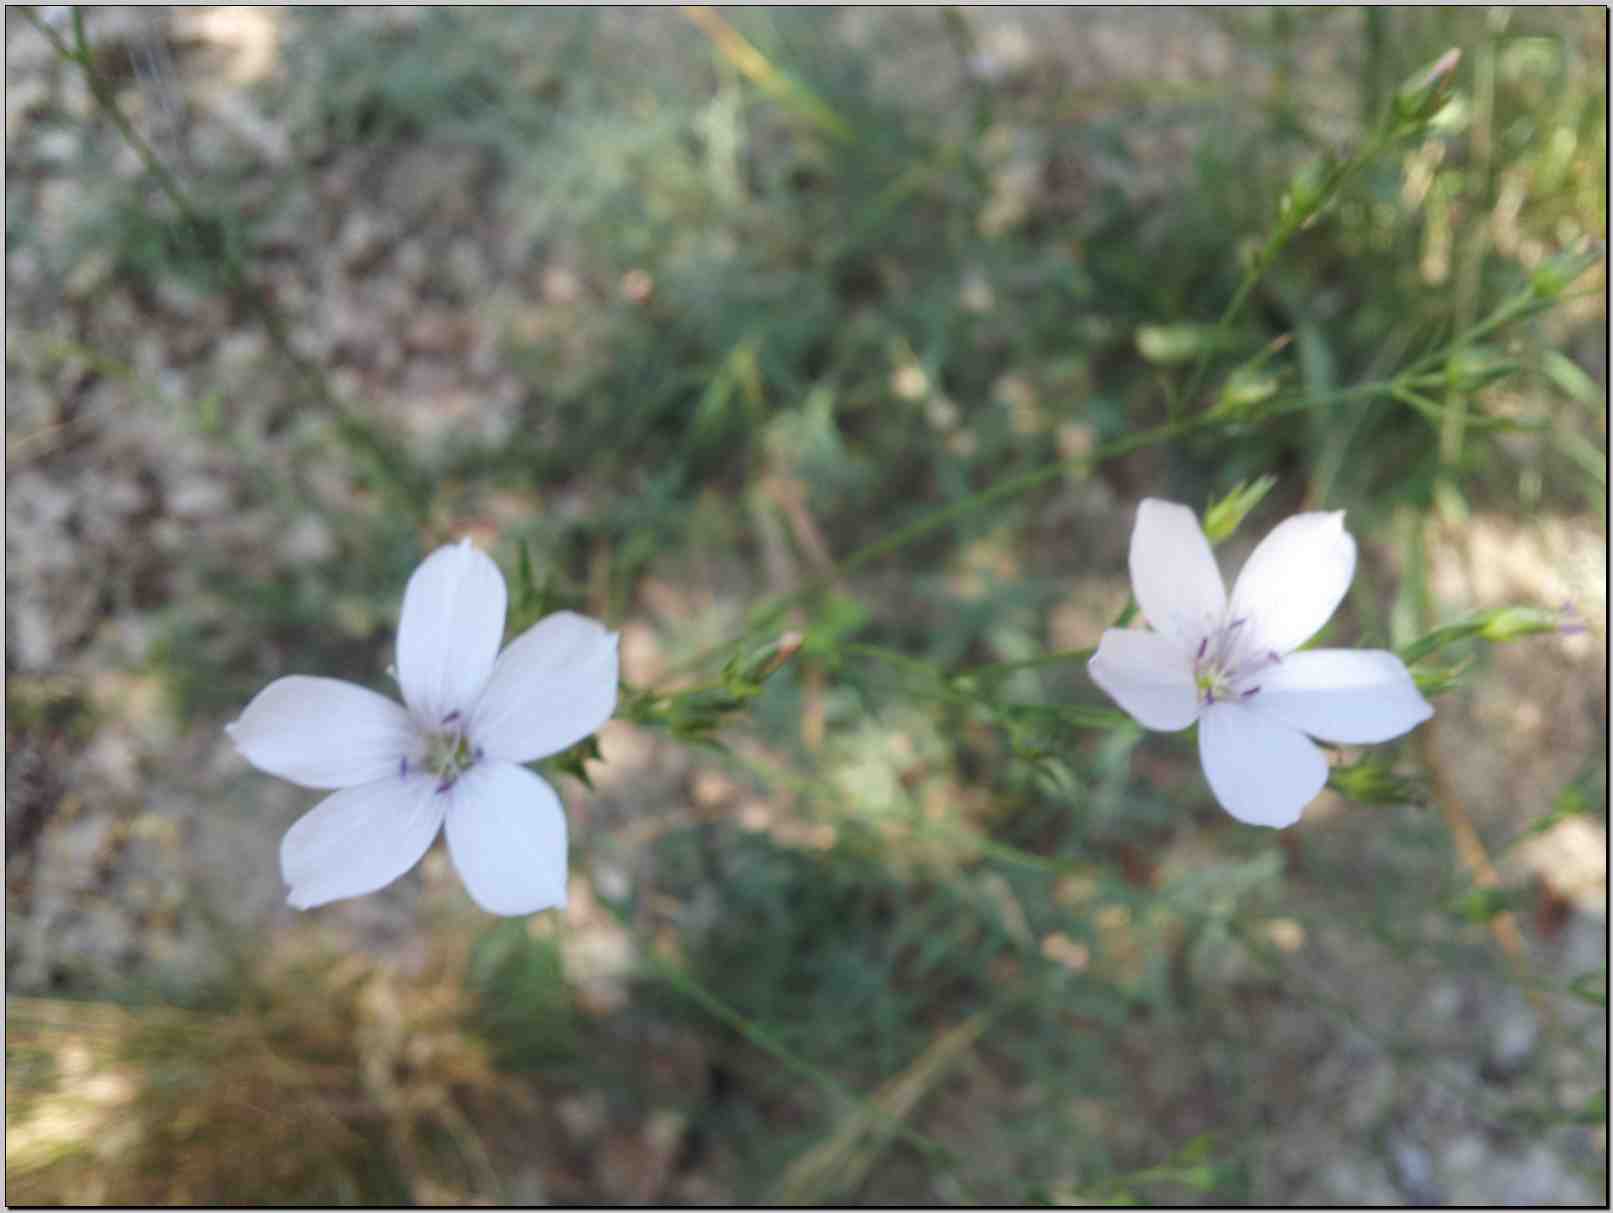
[1241,686,1260,698]
[1196,636,1208,660]
[399,756,409,777]
[442,710,461,726]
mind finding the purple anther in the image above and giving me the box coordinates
[399,756,410,777]
[442,709,461,726]
[1241,685,1260,698]
[436,779,453,795]
[1196,636,1208,660]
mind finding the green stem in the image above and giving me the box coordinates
[654,376,1401,691]
[1174,128,1392,418]
[961,647,1097,678]
[596,896,986,1199]
[25,6,426,524]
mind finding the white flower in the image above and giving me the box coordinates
[227,539,619,915]
[1088,499,1433,828]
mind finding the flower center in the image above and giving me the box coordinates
[1193,616,1281,706]
[402,709,482,792]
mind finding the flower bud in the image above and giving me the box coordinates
[1137,324,1218,366]
[1475,605,1560,643]
[1279,155,1336,227]
[1409,660,1466,697]
[1530,246,1602,300]
[1329,758,1424,806]
[1444,347,1519,392]
[721,631,805,694]
[1202,476,1278,545]
[1210,370,1281,420]
[1392,48,1462,130]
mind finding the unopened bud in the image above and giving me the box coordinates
[1409,660,1466,697]
[1530,246,1602,300]
[1476,605,1560,644]
[1202,476,1278,545]
[724,631,805,690]
[1137,324,1217,366]
[1279,155,1336,227]
[1393,48,1462,129]
[1211,370,1280,419]
[1445,347,1518,392]
[1329,758,1424,806]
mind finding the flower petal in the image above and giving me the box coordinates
[444,762,568,916]
[469,612,620,764]
[1198,702,1327,828]
[1229,511,1356,656]
[396,539,508,727]
[1249,649,1433,744]
[227,676,420,789]
[280,774,446,909]
[1130,499,1228,652]
[1088,628,1199,731]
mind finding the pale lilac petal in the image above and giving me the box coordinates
[396,540,508,727]
[444,762,568,916]
[1229,511,1356,656]
[1248,649,1433,744]
[469,612,619,764]
[1198,702,1327,828]
[227,676,420,789]
[1130,499,1228,652]
[1088,628,1199,731]
[280,774,446,909]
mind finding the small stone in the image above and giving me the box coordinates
[167,476,231,519]
[338,212,392,270]
[1484,988,1538,1079]
[64,251,116,299]
[1341,1056,1395,1130]
[4,77,50,136]
[280,514,335,563]
[1387,1137,1442,1205]
[445,238,487,293]
[33,128,80,165]
[556,1091,608,1142]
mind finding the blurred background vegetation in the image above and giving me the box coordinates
[5,6,1606,1205]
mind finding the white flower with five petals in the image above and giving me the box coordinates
[227,540,619,915]
[1088,500,1432,828]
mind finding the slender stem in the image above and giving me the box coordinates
[25,6,426,523]
[1227,919,1536,1133]
[653,377,1402,691]
[1418,718,1553,1028]
[1174,129,1391,417]
[598,896,985,1198]
[961,646,1097,678]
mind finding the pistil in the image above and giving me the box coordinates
[424,710,481,792]
[1193,616,1281,705]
